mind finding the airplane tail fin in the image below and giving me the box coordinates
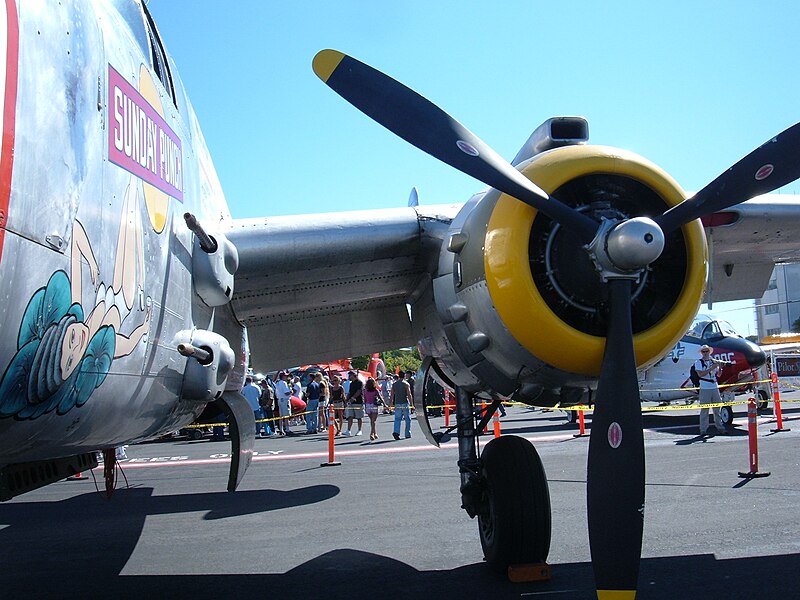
[408,186,419,207]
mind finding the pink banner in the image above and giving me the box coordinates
[108,65,183,200]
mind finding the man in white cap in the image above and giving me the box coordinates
[695,345,726,435]
[274,371,293,435]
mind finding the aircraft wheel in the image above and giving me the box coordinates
[757,389,769,411]
[719,405,734,428]
[185,428,203,440]
[477,435,551,571]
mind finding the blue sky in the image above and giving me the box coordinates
[147,0,800,337]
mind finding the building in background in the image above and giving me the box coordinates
[755,263,800,340]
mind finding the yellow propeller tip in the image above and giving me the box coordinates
[312,49,345,82]
[597,590,637,599]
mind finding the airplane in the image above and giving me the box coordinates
[638,313,767,424]
[289,354,387,387]
[3,3,800,599]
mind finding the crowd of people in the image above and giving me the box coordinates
[233,345,736,442]
[233,369,418,441]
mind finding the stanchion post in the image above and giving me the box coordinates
[739,398,770,479]
[493,407,502,438]
[573,409,588,438]
[444,394,450,428]
[770,372,790,433]
[103,447,116,498]
[481,401,488,434]
[321,405,341,467]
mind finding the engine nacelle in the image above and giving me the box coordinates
[416,144,707,405]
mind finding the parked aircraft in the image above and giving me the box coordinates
[311,49,800,598]
[290,354,387,387]
[0,0,253,495]
[639,313,766,424]
[3,3,800,599]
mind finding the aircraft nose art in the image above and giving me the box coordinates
[108,64,183,235]
[0,0,19,268]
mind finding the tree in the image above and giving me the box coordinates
[383,347,421,375]
[349,355,370,371]
[350,348,422,375]
[792,317,800,333]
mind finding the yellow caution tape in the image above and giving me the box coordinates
[184,380,798,428]
[182,405,410,429]
[639,377,773,394]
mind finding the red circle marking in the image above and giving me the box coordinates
[608,422,622,448]
[456,140,479,157]
[755,164,774,181]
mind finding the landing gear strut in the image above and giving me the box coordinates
[454,387,552,572]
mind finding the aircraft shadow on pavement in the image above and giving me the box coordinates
[1,543,798,600]
[0,484,339,587]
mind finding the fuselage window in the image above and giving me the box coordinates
[142,4,176,107]
[702,321,722,341]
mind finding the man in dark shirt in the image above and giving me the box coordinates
[259,379,275,436]
[344,371,364,436]
[391,374,413,440]
[305,376,321,434]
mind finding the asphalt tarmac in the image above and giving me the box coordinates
[3,400,800,600]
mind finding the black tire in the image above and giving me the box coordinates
[189,428,204,440]
[757,389,769,411]
[478,435,551,571]
[719,405,734,428]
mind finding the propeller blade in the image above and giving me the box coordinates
[587,279,645,598]
[313,49,598,241]
[657,121,800,233]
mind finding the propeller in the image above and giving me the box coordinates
[312,50,598,242]
[587,278,645,596]
[313,49,800,597]
[657,122,800,233]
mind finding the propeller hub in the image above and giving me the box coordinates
[586,217,665,281]
[606,217,665,271]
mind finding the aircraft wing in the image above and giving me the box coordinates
[227,204,461,371]
[704,194,800,302]
[226,191,800,370]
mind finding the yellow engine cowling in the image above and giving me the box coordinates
[484,144,707,377]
